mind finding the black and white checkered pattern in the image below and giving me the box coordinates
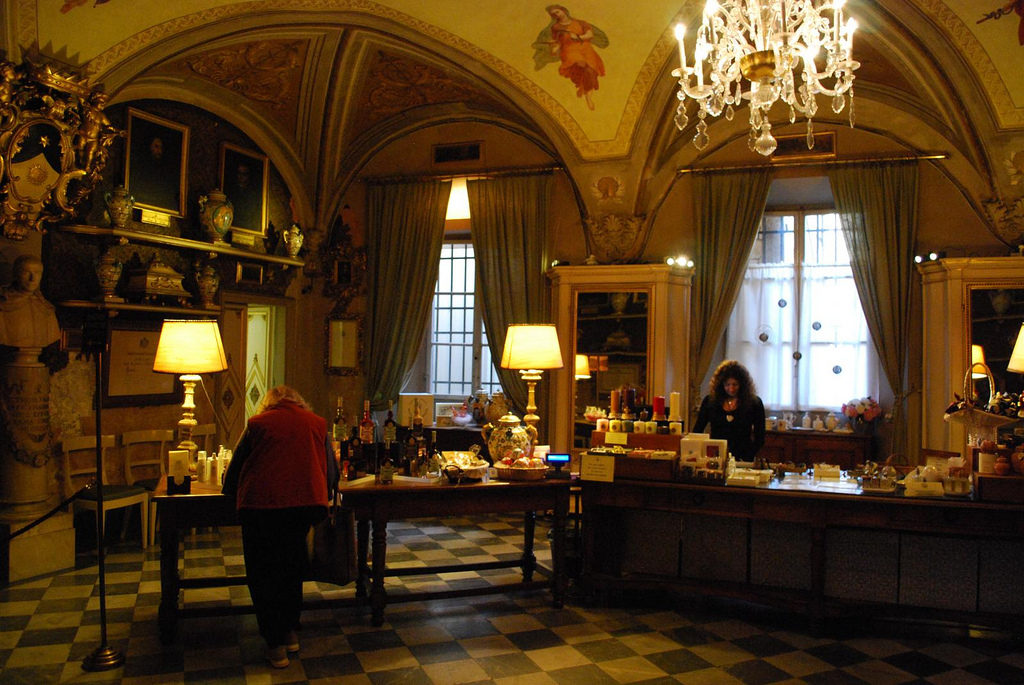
[2,513,1023,683]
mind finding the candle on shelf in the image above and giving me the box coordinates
[623,388,636,417]
[610,389,620,418]
[652,395,666,420]
[669,391,681,421]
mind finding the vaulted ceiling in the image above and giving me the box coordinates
[6,1,1024,236]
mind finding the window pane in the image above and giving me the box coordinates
[726,209,871,412]
[428,241,501,400]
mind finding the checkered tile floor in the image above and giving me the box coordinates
[3,513,1024,684]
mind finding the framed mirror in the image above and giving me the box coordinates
[571,286,651,446]
[969,285,1024,399]
[325,316,362,376]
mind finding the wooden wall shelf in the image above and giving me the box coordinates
[57,299,220,316]
[59,224,304,268]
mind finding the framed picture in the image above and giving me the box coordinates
[102,321,181,408]
[219,142,268,239]
[124,108,189,217]
[325,316,363,376]
[235,262,264,285]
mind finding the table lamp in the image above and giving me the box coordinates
[153,319,228,454]
[971,344,987,379]
[574,354,591,379]
[500,324,563,431]
[1007,324,1024,374]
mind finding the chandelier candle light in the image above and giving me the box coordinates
[673,0,859,156]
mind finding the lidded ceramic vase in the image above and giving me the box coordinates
[104,185,134,229]
[484,391,508,426]
[481,413,537,464]
[195,263,220,309]
[282,223,304,257]
[95,249,123,302]
[198,189,234,244]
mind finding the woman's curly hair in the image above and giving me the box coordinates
[708,360,757,406]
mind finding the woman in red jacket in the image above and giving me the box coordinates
[223,385,337,668]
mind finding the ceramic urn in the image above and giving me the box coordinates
[481,413,537,463]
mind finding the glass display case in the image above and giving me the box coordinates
[547,264,693,454]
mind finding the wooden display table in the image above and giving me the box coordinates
[153,476,568,641]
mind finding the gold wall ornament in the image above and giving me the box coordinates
[583,213,648,264]
[0,59,121,240]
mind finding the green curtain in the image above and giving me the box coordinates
[467,174,553,415]
[827,161,919,460]
[364,180,451,410]
[689,168,772,423]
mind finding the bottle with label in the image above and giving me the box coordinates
[429,430,443,477]
[359,400,378,477]
[379,456,394,484]
[412,398,424,439]
[383,399,398,447]
[333,397,350,441]
[332,397,350,467]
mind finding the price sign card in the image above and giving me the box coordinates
[581,452,615,482]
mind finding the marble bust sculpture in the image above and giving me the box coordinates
[0,254,60,353]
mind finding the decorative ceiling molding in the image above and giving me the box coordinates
[913,0,1024,130]
[352,51,504,134]
[162,39,309,133]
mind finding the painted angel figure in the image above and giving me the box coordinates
[532,5,609,111]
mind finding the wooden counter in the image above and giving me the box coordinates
[760,428,873,468]
[581,478,1024,635]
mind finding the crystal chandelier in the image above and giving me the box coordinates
[672,0,859,156]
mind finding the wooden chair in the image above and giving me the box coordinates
[61,434,150,549]
[122,428,175,547]
[190,423,218,456]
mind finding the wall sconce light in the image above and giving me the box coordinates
[914,251,946,264]
[665,255,694,267]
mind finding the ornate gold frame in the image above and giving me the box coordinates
[0,60,121,240]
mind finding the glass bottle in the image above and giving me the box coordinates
[383,399,398,447]
[379,455,395,484]
[429,430,443,477]
[359,400,378,477]
[412,397,424,439]
[359,399,376,444]
[333,397,351,443]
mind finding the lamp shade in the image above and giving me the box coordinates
[500,324,563,371]
[574,353,591,379]
[153,320,228,374]
[971,344,987,378]
[1007,324,1024,374]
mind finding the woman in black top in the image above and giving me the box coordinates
[694,360,766,460]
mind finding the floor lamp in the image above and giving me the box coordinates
[499,324,563,434]
[152,320,228,459]
[81,312,123,672]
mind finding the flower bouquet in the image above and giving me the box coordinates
[841,396,882,433]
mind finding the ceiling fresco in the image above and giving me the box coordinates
[6,0,1024,226]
